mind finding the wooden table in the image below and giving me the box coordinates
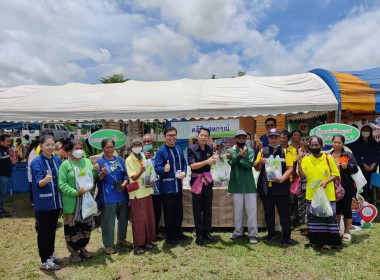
[181,186,280,229]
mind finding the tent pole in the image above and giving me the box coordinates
[335,110,341,123]
[155,120,159,151]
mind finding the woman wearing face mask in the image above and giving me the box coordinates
[297,136,341,251]
[31,135,62,270]
[96,139,130,255]
[328,134,358,242]
[125,137,155,254]
[348,125,380,202]
[58,139,100,263]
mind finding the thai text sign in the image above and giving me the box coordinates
[172,119,240,139]
[88,129,126,149]
[310,123,359,145]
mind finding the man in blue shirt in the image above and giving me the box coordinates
[187,128,217,245]
[259,118,277,149]
[154,127,188,246]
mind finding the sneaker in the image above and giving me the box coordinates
[230,234,245,240]
[249,236,258,244]
[178,233,190,241]
[49,253,63,264]
[69,252,82,263]
[282,239,296,246]
[263,235,276,243]
[40,259,61,270]
[80,249,93,259]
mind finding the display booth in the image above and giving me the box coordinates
[0,72,339,227]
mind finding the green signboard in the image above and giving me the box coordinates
[88,129,126,149]
[309,123,360,145]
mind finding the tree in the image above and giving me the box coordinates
[99,74,129,84]
[238,71,246,77]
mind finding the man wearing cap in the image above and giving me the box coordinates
[187,127,217,245]
[258,118,277,149]
[255,128,294,246]
[226,130,258,244]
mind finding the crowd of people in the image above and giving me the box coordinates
[0,119,377,271]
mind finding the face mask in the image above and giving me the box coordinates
[361,131,370,138]
[236,142,245,148]
[309,148,321,155]
[216,139,222,145]
[269,144,280,148]
[143,145,153,151]
[132,147,142,154]
[72,149,84,159]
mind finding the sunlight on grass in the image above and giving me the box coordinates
[1,194,379,280]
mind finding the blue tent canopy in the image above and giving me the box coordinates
[0,121,40,130]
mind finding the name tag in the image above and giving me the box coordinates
[39,193,53,198]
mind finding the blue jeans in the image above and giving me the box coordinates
[0,176,10,212]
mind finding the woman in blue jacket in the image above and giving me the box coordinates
[31,135,62,271]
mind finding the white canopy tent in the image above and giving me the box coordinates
[0,73,338,122]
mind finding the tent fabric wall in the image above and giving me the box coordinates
[310,67,380,113]
[0,73,337,122]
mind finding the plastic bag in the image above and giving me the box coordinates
[182,165,191,186]
[266,155,284,181]
[351,168,367,193]
[81,192,98,219]
[311,187,333,218]
[74,167,94,191]
[142,158,156,187]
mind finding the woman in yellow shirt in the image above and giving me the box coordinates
[125,137,155,254]
[297,136,341,251]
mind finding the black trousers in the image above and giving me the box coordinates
[35,209,60,263]
[192,185,213,236]
[152,194,162,234]
[260,194,291,241]
[161,192,183,241]
[361,167,376,202]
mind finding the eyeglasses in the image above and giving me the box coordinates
[166,134,177,138]
[265,124,275,128]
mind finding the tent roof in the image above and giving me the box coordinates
[0,73,337,122]
[310,67,380,113]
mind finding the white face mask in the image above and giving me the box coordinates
[361,131,370,138]
[72,149,84,159]
[132,147,142,154]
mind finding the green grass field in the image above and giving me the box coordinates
[1,194,379,280]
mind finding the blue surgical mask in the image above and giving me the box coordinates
[269,144,280,148]
[216,139,222,145]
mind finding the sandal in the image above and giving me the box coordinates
[117,239,132,246]
[342,233,351,242]
[305,243,316,249]
[134,247,145,254]
[104,246,115,255]
[144,243,153,249]
[321,245,332,252]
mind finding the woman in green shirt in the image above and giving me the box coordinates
[58,139,99,263]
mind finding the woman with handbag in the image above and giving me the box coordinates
[58,139,100,263]
[329,134,359,242]
[96,139,130,255]
[297,136,341,251]
[125,137,156,254]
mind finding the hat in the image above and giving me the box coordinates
[235,130,247,137]
[268,128,281,136]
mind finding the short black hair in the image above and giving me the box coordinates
[290,130,302,137]
[0,134,10,142]
[24,135,29,140]
[265,118,277,125]
[197,127,210,136]
[40,135,55,145]
[101,138,115,148]
[332,134,345,144]
[164,126,177,136]
[280,130,291,139]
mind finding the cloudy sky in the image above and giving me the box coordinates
[1,0,380,87]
